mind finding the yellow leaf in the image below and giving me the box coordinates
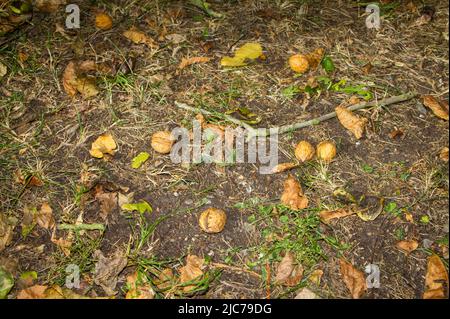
[90,134,117,159]
[95,13,113,30]
[220,42,263,67]
[396,240,419,255]
[335,106,367,139]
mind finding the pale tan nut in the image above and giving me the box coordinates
[294,141,315,162]
[316,140,336,162]
[95,13,113,30]
[288,54,309,73]
[199,208,227,233]
[151,131,174,154]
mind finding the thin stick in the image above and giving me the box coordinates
[57,223,105,231]
[174,92,418,138]
[210,262,262,279]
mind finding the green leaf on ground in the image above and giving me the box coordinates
[0,266,14,299]
[121,201,153,214]
[131,152,150,169]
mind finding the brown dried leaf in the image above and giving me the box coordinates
[0,214,15,253]
[339,258,367,299]
[423,255,449,299]
[439,147,449,162]
[36,202,55,230]
[305,48,325,69]
[335,106,367,139]
[422,95,449,120]
[280,175,308,211]
[319,208,355,224]
[17,285,48,299]
[178,57,211,70]
[62,61,99,98]
[125,272,155,299]
[396,240,419,255]
[93,250,128,296]
[294,287,320,299]
[271,162,298,174]
[51,228,72,256]
[179,255,204,293]
[275,252,304,286]
[34,0,65,13]
[93,185,118,221]
[123,28,157,48]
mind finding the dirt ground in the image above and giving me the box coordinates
[0,0,449,299]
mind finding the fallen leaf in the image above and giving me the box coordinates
[339,259,367,299]
[155,268,175,290]
[335,106,367,139]
[271,162,298,174]
[93,250,128,296]
[90,134,117,158]
[294,287,320,299]
[95,12,113,30]
[281,175,308,210]
[316,141,336,162]
[389,128,405,139]
[396,240,419,255]
[0,266,14,299]
[34,0,65,13]
[50,228,72,256]
[0,214,15,252]
[62,61,99,98]
[121,201,152,214]
[305,48,325,69]
[422,95,449,120]
[93,185,118,221]
[0,62,7,81]
[179,255,205,293]
[439,147,449,162]
[295,141,315,162]
[125,272,155,299]
[17,285,48,299]
[18,271,38,289]
[275,252,304,286]
[131,152,150,169]
[178,56,211,70]
[221,42,263,67]
[123,28,157,48]
[319,208,355,224]
[199,208,227,233]
[21,206,37,238]
[355,196,384,222]
[423,255,449,299]
[151,131,175,154]
[36,202,55,230]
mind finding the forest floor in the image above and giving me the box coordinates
[0,0,449,299]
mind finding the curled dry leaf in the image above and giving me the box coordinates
[289,55,309,73]
[439,147,449,162]
[316,141,336,162]
[423,255,449,298]
[93,185,118,221]
[423,254,449,299]
[199,208,227,234]
[90,134,117,159]
[339,259,367,299]
[280,175,308,210]
[422,95,449,120]
[17,284,87,299]
[151,131,174,154]
[178,57,211,70]
[396,240,419,255]
[295,141,315,162]
[37,202,55,230]
[275,252,304,286]
[179,255,205,293]
[17,284,48,299]
[0,214,15,253]
[62,61,99,98]
[271,162,298,174]
[335,106,367,139]
[123,28,157,49]
[93,250,128,296]
[319,208,355,224]
[95,13,113,30]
